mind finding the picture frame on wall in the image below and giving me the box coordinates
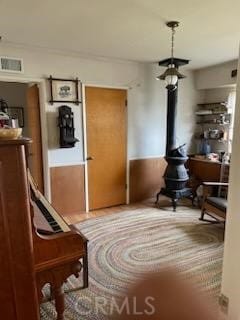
[48,76,81,105]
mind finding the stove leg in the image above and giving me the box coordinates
[172,198,177,212]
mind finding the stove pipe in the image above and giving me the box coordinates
[164,85,189,191]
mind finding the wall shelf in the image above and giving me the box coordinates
[196,112,230,116]
[196,121,230,125]
[195,100,231,153]
[197,101,227,106]
[194,137,225,141]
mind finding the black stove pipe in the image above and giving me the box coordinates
[166,87,177,155]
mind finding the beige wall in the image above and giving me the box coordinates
[221,56,240,319]
[0,44,200,165]
[194,60,237,90]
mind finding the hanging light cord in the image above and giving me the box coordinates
[171,26,176,64]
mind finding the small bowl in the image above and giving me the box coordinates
[0,128,22,140]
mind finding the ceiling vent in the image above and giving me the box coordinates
[0,56,24,73]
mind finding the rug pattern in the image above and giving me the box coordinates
[40,205,224,319]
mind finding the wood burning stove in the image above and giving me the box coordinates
[155,55,192,211]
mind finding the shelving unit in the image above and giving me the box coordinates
[194,101,232,153]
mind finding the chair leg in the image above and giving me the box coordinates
[199,208,205,221]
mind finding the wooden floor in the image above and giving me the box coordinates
[64,196,186,225]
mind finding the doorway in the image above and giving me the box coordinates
[0,81,44,192]
[85,86,127,210]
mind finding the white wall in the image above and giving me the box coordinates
[0,44,200,167]
[221,55,240,320]
[0,45,144,166]
[203,87,235,103]
[194,60,237,90]
[135,64,202,157]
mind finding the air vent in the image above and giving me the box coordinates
[0,56,24,73]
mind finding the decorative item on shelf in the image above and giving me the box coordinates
[6,107,24,128]
[48,76,81,105]
[58,105,79,148]
[199,139,211,155]
[208,129,224,140]
[206,153,219,162]
[0,98,23,139]
[0,98,8,113]
[155,21,191,211]
[0,127,22,140]
[0,111,9,127]
[1,97,25,128]
[195,129,225,141]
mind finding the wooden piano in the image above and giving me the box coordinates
[0,138,88,320]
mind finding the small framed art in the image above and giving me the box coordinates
[48,76,81,105]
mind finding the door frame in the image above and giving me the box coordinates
[82,83,129,212]
[0,74,50,199]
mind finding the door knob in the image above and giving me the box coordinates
[86,156,94,161]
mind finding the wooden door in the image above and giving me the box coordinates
[26,84,44,193]
[85,87,127,210]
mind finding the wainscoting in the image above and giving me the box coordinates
[129,157,167,203]
[50,157,166,217]
[50,165,86,218]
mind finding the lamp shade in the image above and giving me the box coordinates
[156,65,186,84]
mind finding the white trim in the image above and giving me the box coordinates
[0,74,44,83]
[129,155,165,161]
[126,88,130,204]
[0,74,50,201]
[49,162,86,168]
[82,84,89,212]
[82,83,129,210]
[82,83,129,90]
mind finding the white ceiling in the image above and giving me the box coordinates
[0,0,240,69]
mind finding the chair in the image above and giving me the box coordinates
[200,162,229,224]
[200,182,228,224]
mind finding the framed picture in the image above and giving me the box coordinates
[7,107,24,128]
[48,76,81,105]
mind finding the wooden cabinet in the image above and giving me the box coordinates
[188,158,229,182]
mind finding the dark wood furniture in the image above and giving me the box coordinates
[30,173,88,320]
[0,139,88,320]
[0,139,40,320]
[200,182,228,223]
[188,157,229,182]
[188,157,230,202]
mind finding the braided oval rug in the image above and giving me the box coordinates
[40,205,224,319]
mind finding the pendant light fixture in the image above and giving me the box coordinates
[156,21,186,90]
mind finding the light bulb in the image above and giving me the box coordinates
[165,74,178,86]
